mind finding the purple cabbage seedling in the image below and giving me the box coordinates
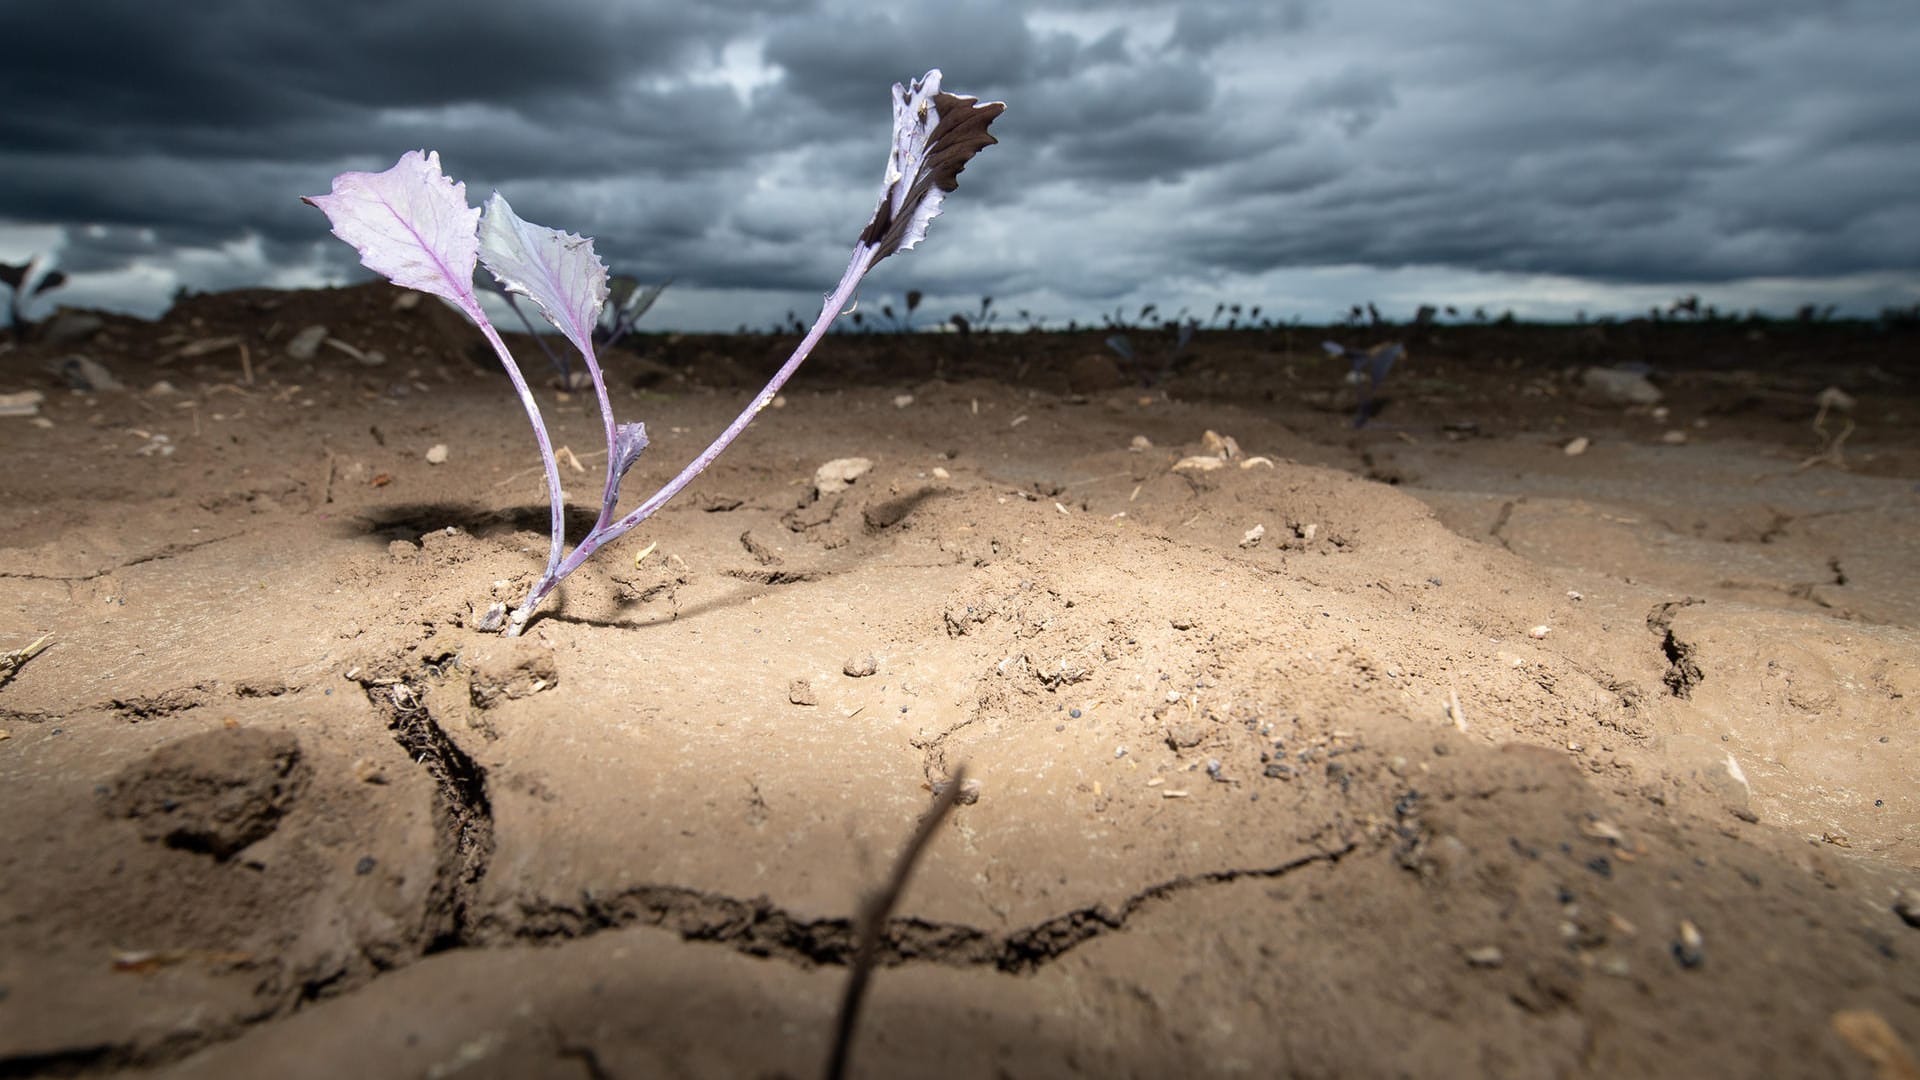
[307,70,1003,635]
[489,273,668,388]
[1321,338,1404,427]
[1,255,69,340]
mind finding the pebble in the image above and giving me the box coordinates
[1895,889,1920,928]
[1661,429,1689,445]
[1464,946,1505,968]
[1672,919,1705,969]
[286,324,328,360]
[1529,625,1551,640]
[842,655,878,678]
[1240,523,1265,548]
[424,443,449,465]
[1563,436,1591,456]
[813,457,873,496]
[892,393,914,408]
[0,390,45,417]
[787,679,817,706]
[1580,366,1662,405]
[58,355,122,392]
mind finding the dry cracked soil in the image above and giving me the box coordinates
[2,284,1918,1078]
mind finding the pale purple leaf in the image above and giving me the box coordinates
[857,69,1005,265]
[478,192,608,362]
[612,421,650,480]
[302,150,481,311]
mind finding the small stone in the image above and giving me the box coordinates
[1529,625,1550,640]
[842,655,878,678]
[1172,455,1224,472]
[1165,721,1205,749]
[931,466,950,480]
[1580,366,1662,406]
[1464,946,1505,968]
[0,390,45,417]
[286,324,328,360]
[1263,762,1294,780]
[42,310,105,345]
[57,355,123,392]
[424,443,449,465]
[931,777,981,805]
[354,855,377,875]
[1661,429,1689,445]
[1170,616,1196,630]
[1672,919,1705,969]
[1816,386,1857,412]
[813,457,873,497]
[787,679,817,706]
[474,603,507,634]
[1129,435,1153,451]
[1240,523,1265,548]
[892,393,914,408]
[1563,436,1591,456]
[1895,889,1920,928]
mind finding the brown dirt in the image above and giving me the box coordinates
[3,284,1918,1078]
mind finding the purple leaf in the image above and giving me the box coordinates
[31,269,67,298]
[612,421,650,480]
[857,69,1006,265]
[478,192,609,362]
[302,150,481,311]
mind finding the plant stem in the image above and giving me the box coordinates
[470,315,566,585]
[506,249,873,634]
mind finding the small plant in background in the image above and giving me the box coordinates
[879,289,923,333]
[947,294,996,335]
[1321,338,1404,427]
[1106,318,1197,386]
[490,274,668,387]
[307,69,1003,634]
[0,256,69,340]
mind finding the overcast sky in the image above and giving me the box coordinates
[2,0,1916,332]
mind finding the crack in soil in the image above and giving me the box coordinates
[497,842,1356,975]
[1646,599,1706,698]
[0,532,243,582]
[355,675,495,951]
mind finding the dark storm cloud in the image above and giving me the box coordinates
[0,0,1914,325]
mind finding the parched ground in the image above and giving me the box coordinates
[2,284,1917,1078]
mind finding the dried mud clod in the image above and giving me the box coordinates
[101,726,311,859]
[464,640,559,710]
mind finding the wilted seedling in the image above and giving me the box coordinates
[307,71,1003,634]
